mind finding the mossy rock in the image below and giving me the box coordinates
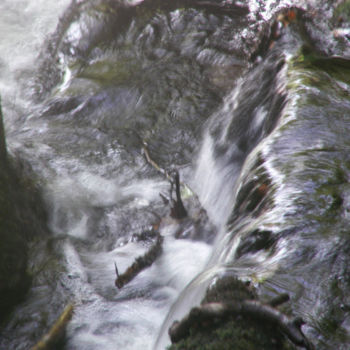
[168,316,296,350]
[168,276,297,350]
[202,276,257,304]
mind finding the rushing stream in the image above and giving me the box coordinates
[1,0,350,349]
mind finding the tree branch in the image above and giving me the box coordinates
[115,231,163,288]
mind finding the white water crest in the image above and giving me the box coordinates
[0,0,71,128]
[191,77,246,228]
[44,164,213,350]
[63,231,211,350]
[0,2,213,349]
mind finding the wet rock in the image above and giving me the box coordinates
[168,276,306,350]
[0,100,48,322]
[165,3,350,350]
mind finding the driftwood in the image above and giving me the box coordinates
[169,299,314,350]
[31,304,74,350]
[115,231,163,288]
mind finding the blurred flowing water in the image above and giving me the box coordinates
[1,1,350,350]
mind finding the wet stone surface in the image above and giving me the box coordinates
[1,1,350,350]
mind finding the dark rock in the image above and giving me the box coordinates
[0,100,48,322]
[168,276,302,350]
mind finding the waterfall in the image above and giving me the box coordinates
[1,1,350,350]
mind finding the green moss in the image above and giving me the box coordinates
[168,277,296,350]
[288,47,350,89]
[334,0,350,23]
[315,313,350,345]
[168,314,296,350]
[203,276,256,304]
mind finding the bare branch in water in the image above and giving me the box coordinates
[115,231,163,289]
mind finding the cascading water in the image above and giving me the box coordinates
[156,3,350,349]
[1,1,229,349]
[1,1,350,350]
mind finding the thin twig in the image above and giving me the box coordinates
[142,141,171,180]
[141,140,197,195]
